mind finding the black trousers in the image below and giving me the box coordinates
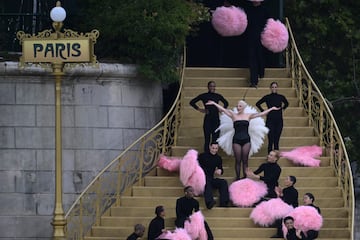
[266,119,283,153]
[249,43,265,85]
[203,118,220,152]
[204,177,229,207]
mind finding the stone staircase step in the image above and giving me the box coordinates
[182,87,297,98]
[131,186,342,198]
[90,226,350,238]
[176,136,319,147]
[181,106,305,117]
[183,67,289,78]
[144,176,338,188]
[180,116,310,127]
[184,96,300,107]
[183,77,293,87]
[118,196,343,208]
[179,126,314,138]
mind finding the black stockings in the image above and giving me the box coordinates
[233,142,251,179]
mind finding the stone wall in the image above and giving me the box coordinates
[0,62,163,239]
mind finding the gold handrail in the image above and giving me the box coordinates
[285,18,354,239]
[64,48,186,239]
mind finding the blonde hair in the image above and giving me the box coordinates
[237,100,248,107]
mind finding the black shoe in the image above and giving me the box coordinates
[270,234,282,238]
[250,83,257,88]
[207,201,216,209]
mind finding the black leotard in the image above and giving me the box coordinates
[232,120,250,146]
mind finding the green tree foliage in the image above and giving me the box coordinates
[77,0,209,83]
[285,1,360,168]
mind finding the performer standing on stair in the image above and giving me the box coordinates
[256,81,289,153]
[206,100,279,179]
[190,81,229,152]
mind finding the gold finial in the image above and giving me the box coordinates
[56,1,61,7]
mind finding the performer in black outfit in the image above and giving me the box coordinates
[147,205,165,240]
[126,223,145,240]
[284,215,320,240]
[198,142,229,209]
[190,81,229,152]
[175,186,214,240]
[243,0,269,87]
[256,82,289,153]
[272,175,299,238]
[246,150,282,198]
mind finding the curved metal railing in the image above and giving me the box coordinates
[285,18,354,239]
[64,49,186,239]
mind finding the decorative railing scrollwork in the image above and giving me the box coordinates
[285,18,354,239]
[64,50,185,239]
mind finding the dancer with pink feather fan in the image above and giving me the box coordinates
[246,150,282,198]
[175,186,214,240]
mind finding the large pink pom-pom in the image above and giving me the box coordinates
[158,154,181,172]
[280,145,322,167]
[250,198,294,226]
[184,211,207,240]
[157,228,192,240]
[261,18,289,53]
[212,6,248,36]
[229,178,268,207]
[282,206,323,236]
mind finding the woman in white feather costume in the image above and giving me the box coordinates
[206,100,280,180]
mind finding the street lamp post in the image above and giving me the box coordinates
[17,1,99,239]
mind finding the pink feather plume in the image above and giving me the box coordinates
[229,179,268,207]
[184,211,208,240]
[250,198,294,226]
[282,206,323,236]
[212,6,248,36]
[158,154,181,172]
[280,145,322,167]
[179,149,206,196]
[261,18,289,53]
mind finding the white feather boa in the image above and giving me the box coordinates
[216,105,268,156]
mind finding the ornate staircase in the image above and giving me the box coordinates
[82,67,351,240]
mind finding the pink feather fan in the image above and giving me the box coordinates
[280,145,322,167]
[157,228,192,240]
[179,149,206,196]
[229,178,268,207]
[261,18,289,53]
[212,6,248,36]
[282,206,323,236]
[158,154,181,172]
[250,198,294,226]
[184,211,208,240]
